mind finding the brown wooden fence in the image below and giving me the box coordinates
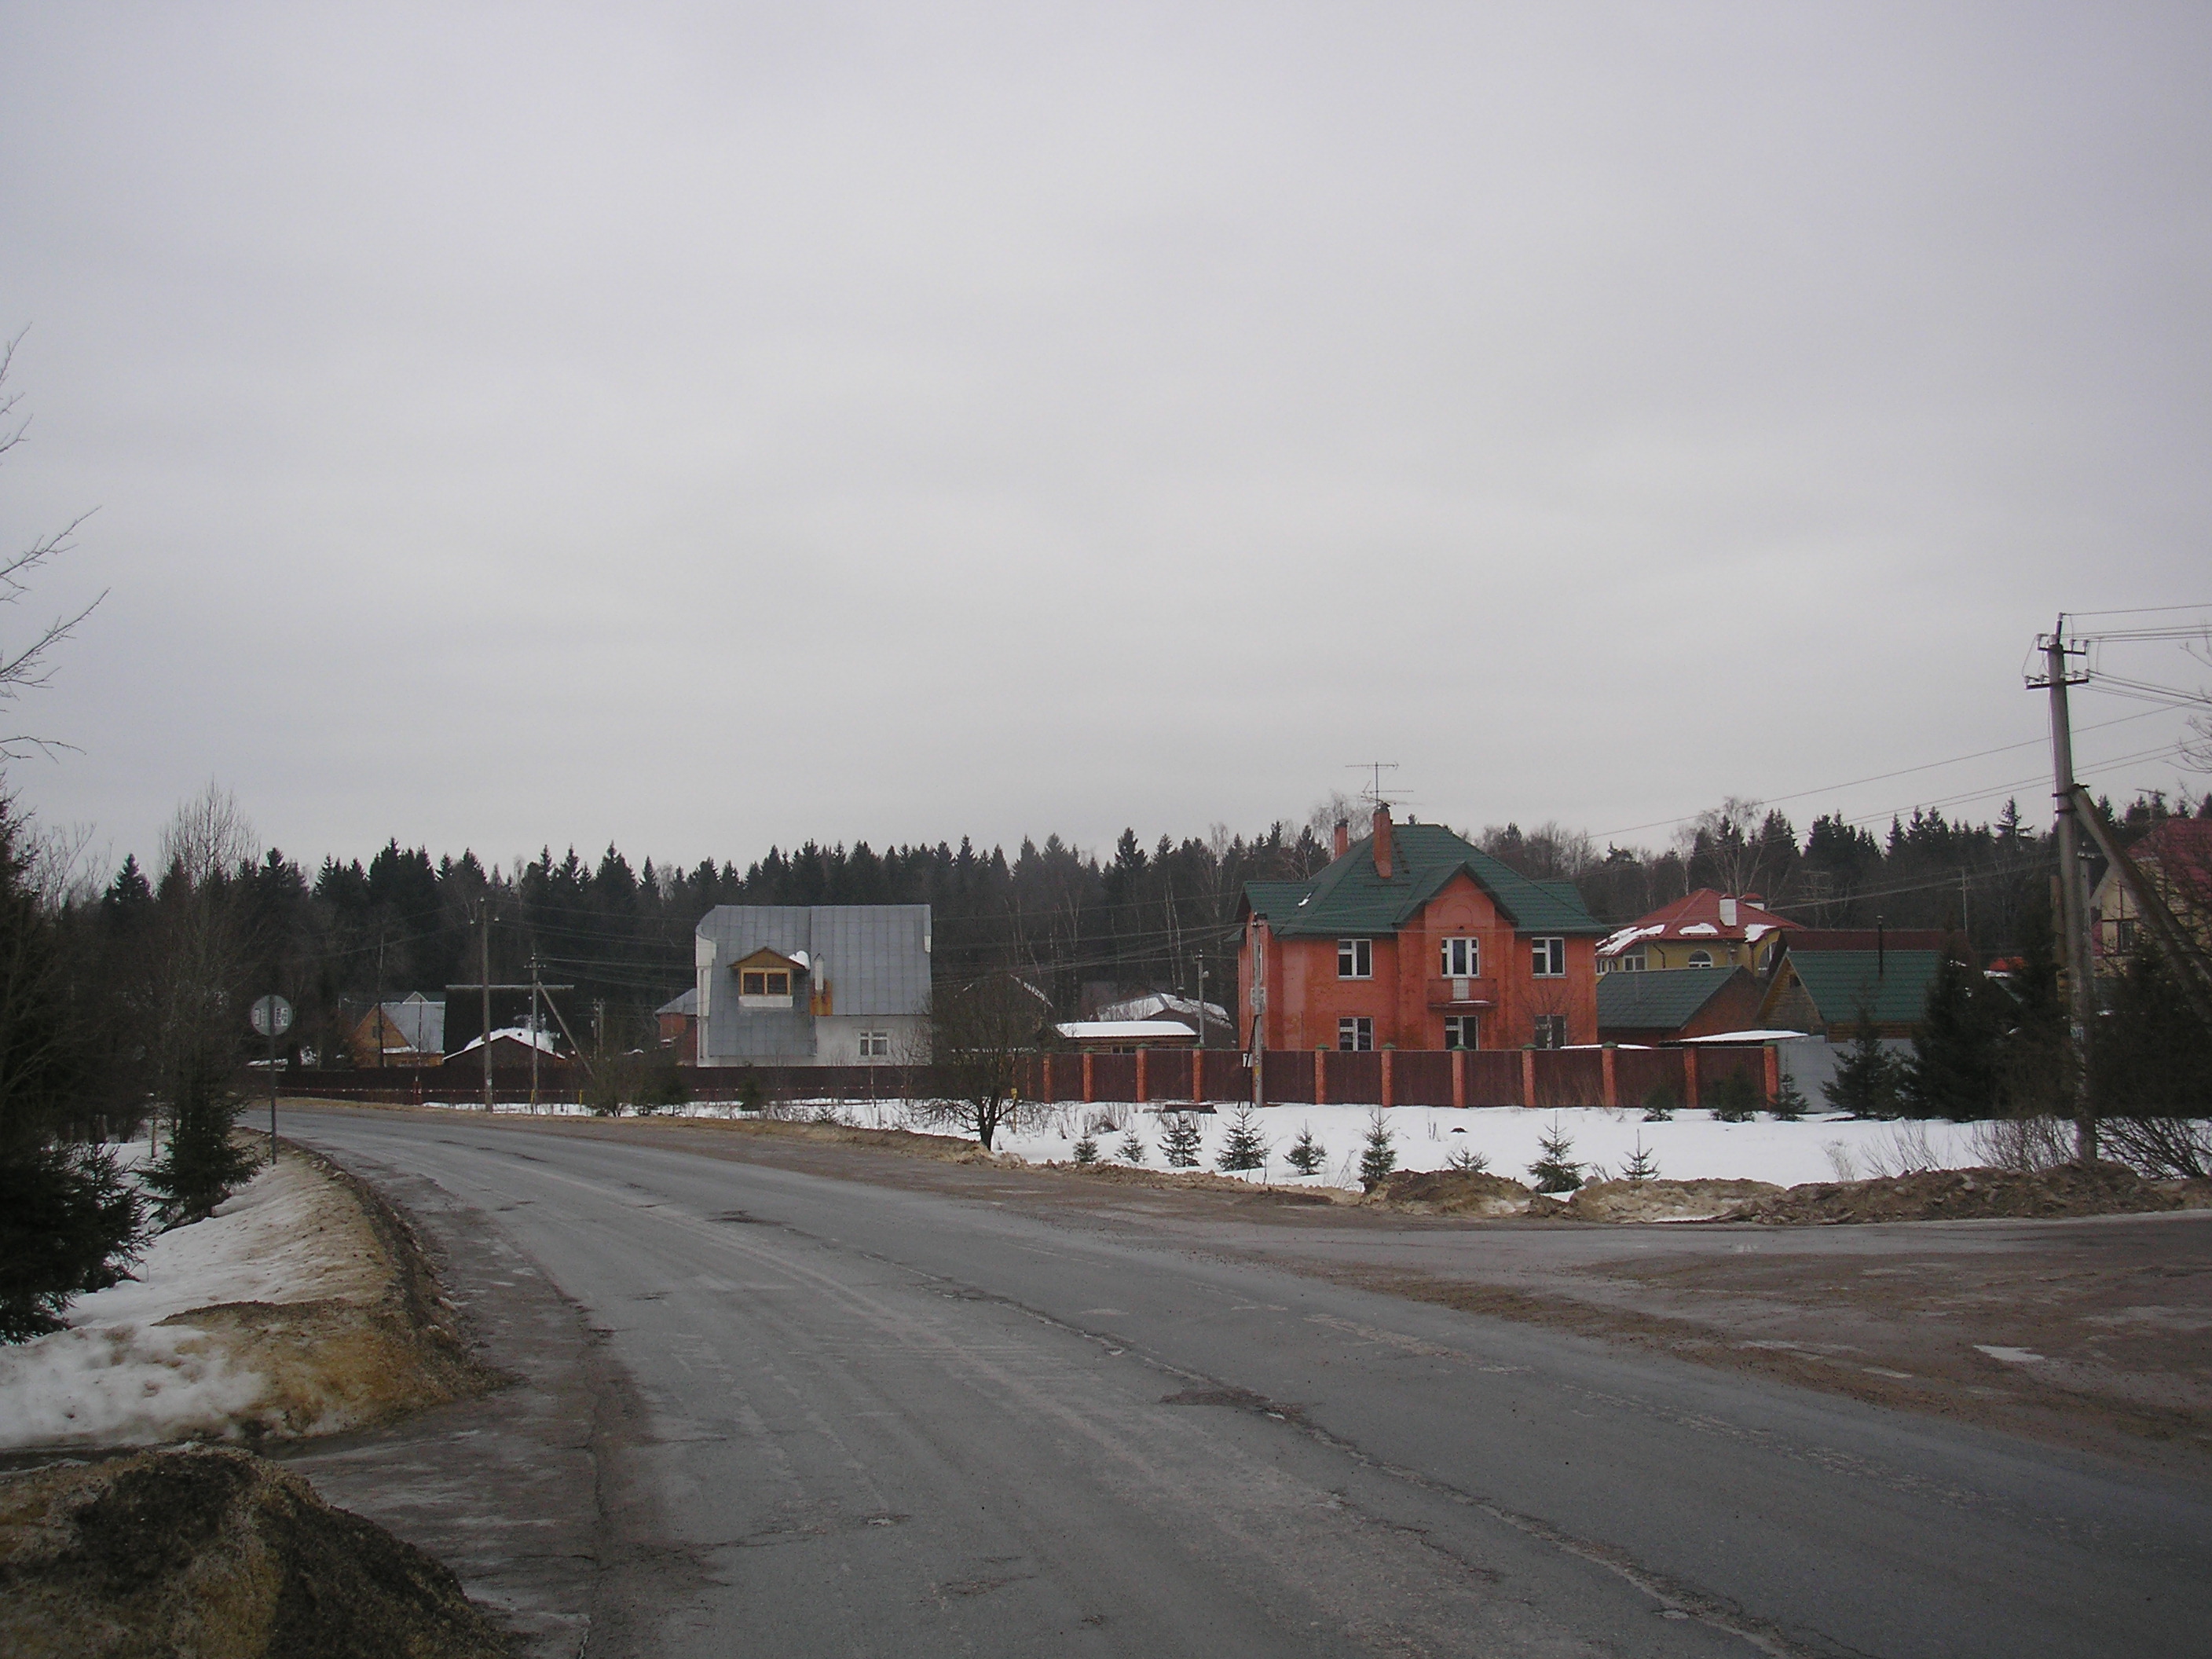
[281,1044,1782,1111]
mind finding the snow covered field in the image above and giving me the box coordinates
[974,1102,1983,1190]
[0,1149,385,1451]
[410,1093,2000,1189]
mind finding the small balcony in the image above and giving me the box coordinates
[1426,976,1496,1009]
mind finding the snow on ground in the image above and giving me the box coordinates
[406,1093,1988,1188]
[976,1102,1983,1191]
[0,1148,383,1451]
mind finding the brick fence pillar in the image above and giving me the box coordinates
[1082,1051,1095,1104]
[1602,1044,1617,1110]
[1136,1048,1148,1105]
[1191,1048,1203,1104]
[1683,1047,1700,1112]
[1314,1047,1328,1105]
[1763,1043,1781,1104]
[1040,1053,1052,1103]
[1381,1048,1394,1109]
[1522,1047,1536,1108]
[1452,1048,1466,1109]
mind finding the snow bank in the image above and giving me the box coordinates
[0,1148,389,1451]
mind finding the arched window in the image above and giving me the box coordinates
[1686,950,1713,968]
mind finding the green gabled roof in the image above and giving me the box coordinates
[1597,966,1747,1029]
[1241,822,1606,938]
[1786,950,1943,1026]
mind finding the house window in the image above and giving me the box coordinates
[1439,936,1479,977]
[1532,1015,1567,1049]
[1685,950,1713,969]
[1338,1016,1373,1051]
[859,1030,889,1058]
[1338,939,1372,979]
[1597,951,1645,975]
[740,969,792,997]
[1444,1014,1478,1049]
[1530,937,1566,977]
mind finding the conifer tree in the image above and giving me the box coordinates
[1071,1130,1101,1166]
[1529,1116,1584,1192]
[1620,1135,1659,1182]
[1160,1112,1203,1168]
[1358,1107,1397,1188]
[1117,1127,1147,1164]
[1707,1070,1759,1122]
[1284,1126,1327,1176]
[1824,1013,1906,1119]
[1642,1083,1676,1122]
[1216,1104,1269,1173]
[1445,1144,1489,1173]
[1906,952,2008,1119]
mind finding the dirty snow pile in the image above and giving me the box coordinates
[982,1103,1989,1191]
[0,1149,382,1450]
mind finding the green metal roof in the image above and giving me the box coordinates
[1785,950,1943,1027]
[1241,822,1606,938]
[1596,966,1747,1029]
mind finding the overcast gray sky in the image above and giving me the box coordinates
[2,2,2207,877]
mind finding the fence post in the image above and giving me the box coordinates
[1042,1053,1053,1103]
[1522,1048,1536,1108]
[1315,1047,1327,1105]
[1136,1048,1148,1105]
[1452,1048,1466,1109]
[1683,1047,1700,1112]
[1381,1048,1394,1109]
[1602,1043,1617,1110]
[1763,1042,1780,1104]
[1191,1047,1203,1104]
[1082,1051,1095,1104]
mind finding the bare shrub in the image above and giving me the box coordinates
[1968,1115,2072,1174]
[1862,1121,1941,1178]
[1823,1141,1858,1182]
[2099,1116,2212,1180]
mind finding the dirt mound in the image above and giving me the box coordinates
[1727,1163,2186,1225]
[0,1446,512,1658]
[1366,1170,1537,1217]
[1567,1178,1783,1223]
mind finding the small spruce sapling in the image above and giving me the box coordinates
[1216,1104,1269,1174]
[1621,1136,1660,1183]
[1445,1146,1490,1173]
[1358,1107,1398,1188]
[1707,1071,1759,1123]
[1642,1083,1676,1122]
[1071,1131,1101,1166]
[1117,1128,1147,1164]
[1160,1112,1204,1169]
[1768,1074,1810,1121]
[1529,1116,1585,1193]
[1284,1126,1327,1176]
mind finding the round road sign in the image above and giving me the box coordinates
[250,994,295,1038]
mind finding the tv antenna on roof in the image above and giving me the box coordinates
[1347,761,1402,811]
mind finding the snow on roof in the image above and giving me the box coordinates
[1742,923,1775,942]
[1606,889,1798,946]
[1676,922,1719,936]
[1681,1028,1814,1044]
[1597,923,1667,956]
[1055,1020,1198,1040]
[1094,992,1231,1026]
[453,1025,562,1057]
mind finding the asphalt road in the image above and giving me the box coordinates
[286,1108,2212,1659]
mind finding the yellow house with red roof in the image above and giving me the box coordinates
[1596,890,1797,976]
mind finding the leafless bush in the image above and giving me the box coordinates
[1968,1115,2073,1174]
[1861,1121,1941,1178]
[2099,1116,2212,1180]
[1822,1141,1858,1181]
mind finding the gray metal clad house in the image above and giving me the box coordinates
[693,904,932,1065]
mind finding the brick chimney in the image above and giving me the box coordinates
[1372,806,1393,880]
[1333,819,1350,860]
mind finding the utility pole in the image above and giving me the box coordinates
[1194,950,1205,1050]
[373,926,386,1069]
[529,954,543,1115]
[481,903,494,1111]
[2027,620,2097,1161]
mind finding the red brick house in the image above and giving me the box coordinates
[1238,808,1606,1052]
